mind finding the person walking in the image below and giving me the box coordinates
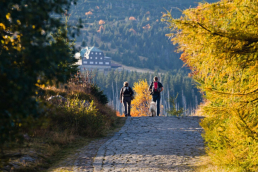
[149,76,163,116]
[120,81,134,117]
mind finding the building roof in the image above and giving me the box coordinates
[89,47,102,52]
[80,46,103,57]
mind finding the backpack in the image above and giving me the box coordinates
[152,82,159,93]
[122,87,131,96]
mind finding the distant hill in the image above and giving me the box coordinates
[69,0,218,71]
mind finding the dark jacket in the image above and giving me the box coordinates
[120,86,134,100]
[149,81,163,96]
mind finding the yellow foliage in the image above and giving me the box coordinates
[116,111,125,117]
[98,20,105,25]
[85,11,93,15]
[0,23,6,30]
[131,80,151,117]
[129,16,136,21]
[35,79,46,89]
[0,25,22,52]
[164,0,258,171]
[17,20,21,25]
[6,13,10,20]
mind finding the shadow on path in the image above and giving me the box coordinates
[93,116,205,172]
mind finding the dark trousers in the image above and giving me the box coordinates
[122,96,131,116]
[152,95,160,116]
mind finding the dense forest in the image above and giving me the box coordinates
[88,69,202,115]
[68,0,217,71]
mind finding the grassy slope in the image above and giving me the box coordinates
[0,82,126,172]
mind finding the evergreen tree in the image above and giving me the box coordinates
[0,0,80,148]
[90,36,94,45]
[81,40,87,47]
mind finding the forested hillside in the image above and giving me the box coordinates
[69,0,217,71]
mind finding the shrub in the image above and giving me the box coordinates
[47,99,106,137]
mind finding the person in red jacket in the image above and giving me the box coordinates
[149,76,164,116]
[120,81,134,117]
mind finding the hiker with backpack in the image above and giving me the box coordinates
[149,76,164,116]
[120,81,134,117]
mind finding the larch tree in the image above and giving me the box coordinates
[163,0,258,170]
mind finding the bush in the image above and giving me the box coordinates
[37,83,114,138]
[47,99,107,137]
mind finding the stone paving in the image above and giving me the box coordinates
[49,138,111,172]
[93,116,204,172]
[49,116,205,172]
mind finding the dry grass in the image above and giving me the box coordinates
[193,155,237,172]
[48,131,76,145]
[1,116,125,172]
[34,129,76,146]
[45,144,61,157]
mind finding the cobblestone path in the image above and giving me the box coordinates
[93,116,204,172]
[49,116,204,172]
[49,137,111,172]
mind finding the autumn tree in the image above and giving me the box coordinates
[131,80,152,117]
[163,0,258,170]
